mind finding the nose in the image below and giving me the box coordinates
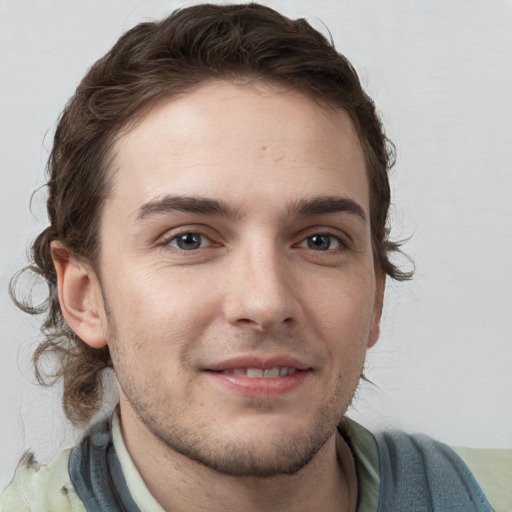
[223,241,299,331]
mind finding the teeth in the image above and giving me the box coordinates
[222,367,297,378]
[264,368,280,378]
[246,368,264,378]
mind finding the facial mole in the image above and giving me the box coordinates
[261,145,267,151]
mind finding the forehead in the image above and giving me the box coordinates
[108,81,369,219]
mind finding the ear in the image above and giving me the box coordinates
[367,272,386,348]
[51,241,108,348]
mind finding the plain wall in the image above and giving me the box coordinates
[1,0,511,488]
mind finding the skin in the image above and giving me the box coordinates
[54,81,384,511]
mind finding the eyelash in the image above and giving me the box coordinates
[161,230,348,253]
[166,232,212,251]
[297,233,347,251]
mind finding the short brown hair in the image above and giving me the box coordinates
[12,3,411,426]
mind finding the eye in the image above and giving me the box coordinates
[300,233,342,251]
[168,232,210,251]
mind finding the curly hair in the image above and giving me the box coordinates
[11,3,411,426]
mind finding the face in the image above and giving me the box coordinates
[95,81,383,477]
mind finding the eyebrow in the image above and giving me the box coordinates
[136,195,241,221]
[288,196,367,223]
[135,194,367,224]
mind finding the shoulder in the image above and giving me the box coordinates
[341,418,511,512]
[0,450,85,512]
[375,430,510,512]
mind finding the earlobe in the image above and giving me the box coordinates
[367,273,386,348]
[51,241,108,349]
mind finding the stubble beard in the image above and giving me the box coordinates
[127,391,345,478]
[114,358,357,478]
[105,298,362,479]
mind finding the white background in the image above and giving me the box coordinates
[1,0,511,488]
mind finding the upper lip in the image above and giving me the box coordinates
[204,354,312,372]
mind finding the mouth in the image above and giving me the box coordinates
[205,354,311,373]
[217,367,298,378]
[204,356,312,398]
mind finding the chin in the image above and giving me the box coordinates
[141,410,338,478]
[165,430,331,478]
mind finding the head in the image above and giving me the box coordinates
[14,4,409,439]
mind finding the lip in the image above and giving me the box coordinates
[203,354,312,399]
[205,354,312,372]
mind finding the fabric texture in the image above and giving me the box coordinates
[453,446,512,512]
[339,418,380,511]
[0,450,84,512]
[110,413,165,511]
[375,430,494,512]
[68,418,140,511]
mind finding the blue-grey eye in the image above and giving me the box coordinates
[170,233,204,250]
[304,234,340,251]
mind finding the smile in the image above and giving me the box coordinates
[220,367,297,378]
[206,365,310,399]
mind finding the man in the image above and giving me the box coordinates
[1,3,509,511]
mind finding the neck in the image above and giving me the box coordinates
[118,404,358,512]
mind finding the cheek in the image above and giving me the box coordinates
[303,271,377,336]
[105,267,221,353]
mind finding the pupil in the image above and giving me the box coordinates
[308,235,330,251]
[178,233,201,250]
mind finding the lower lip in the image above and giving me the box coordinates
[206,371,310,399]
